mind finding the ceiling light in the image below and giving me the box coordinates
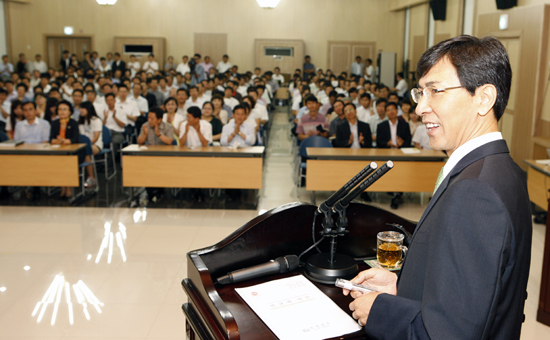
[257,0,280,9]
[96,0,117,5]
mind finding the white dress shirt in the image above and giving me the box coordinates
[220,121,255,147]
[216,61,232,74]
[178,120,213,147]
[176,63,190,76]
[100,107,128,132]
[116,99,141,126]
[143,61,159,74]
[129,95,149,115]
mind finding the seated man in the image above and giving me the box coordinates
[14,101,50,143]
[334,103,372,148]
[136,107,173,204]
[137,107,174,146]
[179,106,212,147]
[329,99,345,138]
[376,101,411,209]
[356,93,373,123]
[412,124,430,150]
[376,102,411,149]
[296,96,329,141]
[100,93,127,152]
[220,104,255,147]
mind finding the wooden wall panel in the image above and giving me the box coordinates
[477,5,550,168]
[4,0,404,73]
[408,3,429,72]
[327,41,376,76]
[194,33,227,67]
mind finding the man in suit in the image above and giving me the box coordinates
[344,36,532,340]
[111,53,126,75]
[334,102,372,148]
[375,102,411,149]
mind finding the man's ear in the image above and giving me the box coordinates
[476,84,497,117]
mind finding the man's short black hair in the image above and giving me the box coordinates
[16,83,28,92]
[189,86,198,92]
[417,35,511,121]
[118,84,128,91]
[223,54,228,59]
[149,107,164,120]
[376,98,388,106]
[247,87,258,94]
[344,102,356,111]
[104,93,116,100]
[177,88,189,96]
[388,92,399,98]
[72,89,84,96]
[305,95,318,104]
[385,102,398,110]
[360,93,371,100]
[22,101,36,109]
[187,106,201,119]
[348,87,358,94]
[233,104,246,114]
[0,88,7,95]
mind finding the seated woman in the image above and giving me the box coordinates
[241,96,260,134]
[5,99,23,140]
[201,102,223,141]
[78,101,103,188]
[50,100,80,198]
[162,97,184,144]
[44,97,59,123]
[211,94,228,125]
[34,93,47,119]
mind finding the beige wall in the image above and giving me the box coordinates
[5,0,404,73]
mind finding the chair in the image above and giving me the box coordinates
[295,136,332,197]
[95,126,117,180]
[0,131,8,142]
[76,135,99,198]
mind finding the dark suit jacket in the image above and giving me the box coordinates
[376,119,411,148]
[365,140,532,340]
[112,60,126,74]
[49,119,79,144]
[60,57,70,71]
[334,119,372,148]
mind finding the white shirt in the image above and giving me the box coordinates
[364,65,374,81]
[186,97,205,109]
[273,74,284,84]
[357,106,372,124]
[178,120,213,147]
[117,98,141,126]
[223,97,239,110]
[33,60,48,73]
[412,124,430,150]
[129,61,140,78]
[441,132,503,181]
[216,61,232,74]
[395,79,408,97]
[93,101,106,121]
[0,100,10,123]
[99,107,128,132]
[163,113,184,134]
[349,121,360,149]
[129,95,149,115]
[176,63,190,76]
[143,60,159,74]
[237,85,248,98]
[79,116,104,149]
[351,62,364,76]
[389,119,398,147]
[220,121,255,147]
[176,103,190,118]
[252,104,269,122]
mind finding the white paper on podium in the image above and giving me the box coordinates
[400,147,421,154]
[235,274,362,340]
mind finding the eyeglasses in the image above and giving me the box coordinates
[410,85,463,103]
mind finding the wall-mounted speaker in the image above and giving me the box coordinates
[430,0,447,21]
[496,0,517,10]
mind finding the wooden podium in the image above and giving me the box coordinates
[181,202,416,340]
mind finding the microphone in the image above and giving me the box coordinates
[333,161,394,212]
[216,255,299,285]
[316,162,377,216]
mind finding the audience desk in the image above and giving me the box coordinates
[121,144,265,190]
[305,148,447,192]
[0,143,85,187]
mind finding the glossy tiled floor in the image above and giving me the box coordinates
[0,110,549,339]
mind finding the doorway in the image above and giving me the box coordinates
[45,36,93,70]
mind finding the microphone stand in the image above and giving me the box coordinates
[305,161,394,284]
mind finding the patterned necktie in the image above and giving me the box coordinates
[433,167,445,194]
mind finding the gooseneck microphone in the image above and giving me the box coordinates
[216,255,299,285]
[315,162,377,216]
[333,161,394,213]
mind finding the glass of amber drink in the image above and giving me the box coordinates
[377,231,408,269]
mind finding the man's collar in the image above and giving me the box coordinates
[25,118,38,126]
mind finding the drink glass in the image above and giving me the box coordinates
[377,231,408,268]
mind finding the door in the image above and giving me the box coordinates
[327,41,376,76]
[194,33,227,68]
[46,36,93,70]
